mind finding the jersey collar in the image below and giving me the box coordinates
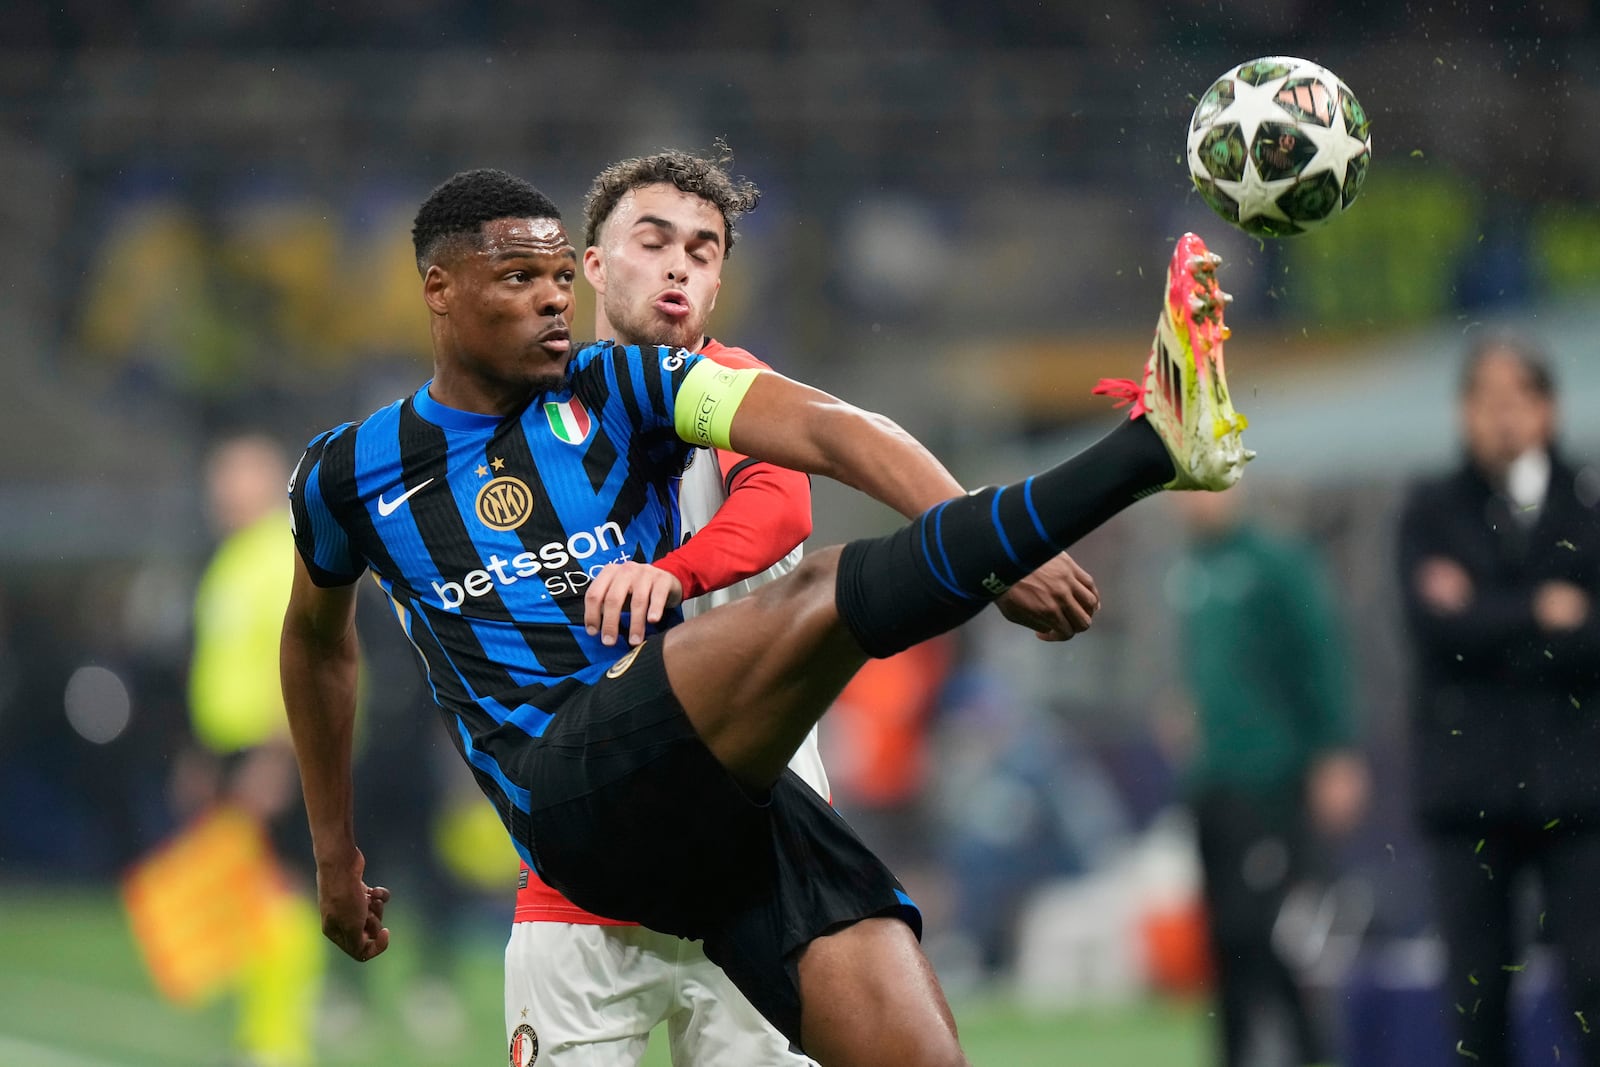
[412,380,512,432]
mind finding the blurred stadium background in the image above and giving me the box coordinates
[3,2,1599,1064]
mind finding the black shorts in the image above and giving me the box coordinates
[516,638,921,1047]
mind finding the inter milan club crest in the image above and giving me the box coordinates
[509,1022,540,1065]
[475,476,535,531]
[543,396,592,445]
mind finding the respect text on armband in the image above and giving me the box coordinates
[694,392,719,445]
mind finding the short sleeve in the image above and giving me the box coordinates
[287,428,366,587]
[605,343,705,432]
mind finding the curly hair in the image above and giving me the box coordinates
[583,146,760,257]
[411,168,562,274]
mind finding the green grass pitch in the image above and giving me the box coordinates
[0,885,1205,1066]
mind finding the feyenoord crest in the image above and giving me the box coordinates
[509,1022,539,1065]
[544,396,591,445]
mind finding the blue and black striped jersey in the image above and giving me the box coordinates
[289,342,708,859]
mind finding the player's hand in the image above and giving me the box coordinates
[315,849,391,962]
[585,562,684,647]
[995,552,1099,641]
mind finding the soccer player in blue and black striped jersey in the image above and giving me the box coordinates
[281,168,1252,1066]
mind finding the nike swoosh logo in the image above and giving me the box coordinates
[377,478,434,517]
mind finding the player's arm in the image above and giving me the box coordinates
[584,453,811,646]
[586,348,811,647]
[279,555,390,962]
[667,448,813,590]
[675,361,1099,639]
[677,362,962,514]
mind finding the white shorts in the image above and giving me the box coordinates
[505,921,819,1067]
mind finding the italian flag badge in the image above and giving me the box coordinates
[543,396,592,445]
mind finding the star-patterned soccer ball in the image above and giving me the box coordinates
[1187,56,1372,238]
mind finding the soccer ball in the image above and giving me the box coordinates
[1186,56,1372,238]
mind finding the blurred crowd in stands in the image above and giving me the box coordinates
[2,6,1600,1064]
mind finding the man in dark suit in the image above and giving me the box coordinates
[1398,333,1600,1067]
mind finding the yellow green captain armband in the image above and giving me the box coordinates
[673,360,762,449]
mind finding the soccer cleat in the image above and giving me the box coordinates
[1092,232,1254,491]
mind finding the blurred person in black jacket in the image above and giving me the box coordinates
[1398,332,1600,1067]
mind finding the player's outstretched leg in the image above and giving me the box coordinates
[837,231,1252,658]
[667,232,1253,779]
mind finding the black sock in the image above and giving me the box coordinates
[836,418,1173,657]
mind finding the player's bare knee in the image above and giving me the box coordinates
[892,1034,968,1067]
[797,917,967,1066]
[802,1018,967,1067]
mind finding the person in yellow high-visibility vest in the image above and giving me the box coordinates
[185,433,325,1067]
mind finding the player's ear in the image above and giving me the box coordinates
[582,246,606,295]
[422,264,451,316]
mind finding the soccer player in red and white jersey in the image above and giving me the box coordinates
[503,150,824,1066]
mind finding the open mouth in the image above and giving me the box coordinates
[654,290,690,318]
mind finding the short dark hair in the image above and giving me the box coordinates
[411,168,562,274]
[583,146,760,256]
[1460,330,1557,399]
